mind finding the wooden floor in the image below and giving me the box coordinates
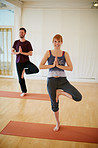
[0,78,98,148]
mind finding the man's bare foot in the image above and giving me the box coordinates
[21,69,25,79]
[20,93,26,97]
[53,122,60,132]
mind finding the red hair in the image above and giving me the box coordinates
[52,34,63,42]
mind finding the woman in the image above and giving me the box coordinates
[39,34,82,132]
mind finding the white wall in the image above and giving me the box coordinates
[21,8,98,82]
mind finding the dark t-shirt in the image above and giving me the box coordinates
[12,40,33,63]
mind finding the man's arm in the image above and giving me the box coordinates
[19,46,32,56]
[11,48,19,55]
[20,51,32,56]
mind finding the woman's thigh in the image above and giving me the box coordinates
[58,77,82,101]
[47,78,57,102]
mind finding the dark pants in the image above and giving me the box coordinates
[47,77,82,112]
[16,61,39,93]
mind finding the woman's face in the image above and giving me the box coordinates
[53,38,62,49]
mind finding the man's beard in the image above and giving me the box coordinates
[20,35,25,38]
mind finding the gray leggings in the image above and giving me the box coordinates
[47,77,82,112]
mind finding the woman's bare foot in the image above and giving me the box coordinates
[20,93,26,97]
[21,69,25,79]
[56,89,72,102]
[53,122,60,132]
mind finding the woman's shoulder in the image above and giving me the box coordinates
[64,51,71,60]
[46,50,51,54]
[44,50,51,58]
[65,51,69,56]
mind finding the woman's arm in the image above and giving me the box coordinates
[56,52,73,71]
[39,50,55,69]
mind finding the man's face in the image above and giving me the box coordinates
[19,30,26,38]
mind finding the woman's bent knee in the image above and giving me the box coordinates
[74,93,82,102]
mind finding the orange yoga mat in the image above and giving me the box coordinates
[0,121,98,144]
[0,91,50,101]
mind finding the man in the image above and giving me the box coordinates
[12,27,39,96]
